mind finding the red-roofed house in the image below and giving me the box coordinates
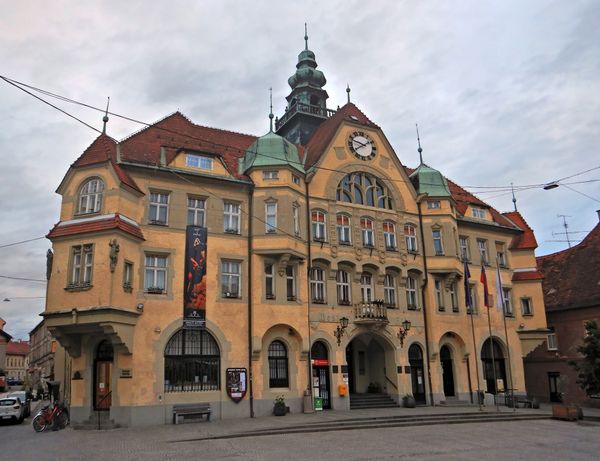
[44,36,549,427]
[5,340,30,383]
[524,214,600,407]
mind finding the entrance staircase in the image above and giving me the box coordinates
[439,397,472,407]
[350,393,398,409]
[71,411,119,430]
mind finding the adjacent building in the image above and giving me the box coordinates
[524,214,600,407]
[5,339,30,383]
[29,319,64,394]
[44,37,548,427]
[0,318,12,385]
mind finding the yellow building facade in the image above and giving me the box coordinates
[44,40,548,426]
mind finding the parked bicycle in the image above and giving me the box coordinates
[32,401,70,432]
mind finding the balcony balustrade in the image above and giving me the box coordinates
[353,300,389,326]
[275,102,336,131]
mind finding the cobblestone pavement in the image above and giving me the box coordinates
[0,408,598,461]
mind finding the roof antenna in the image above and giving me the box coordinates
[304,23,309,50]
[416,123,423,165]
[102,96,110,134]
[511,182,518,211]
[557,214,572,248]
[346,84,351,104]
[269,87,274,132]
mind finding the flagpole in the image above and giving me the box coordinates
[486,302,500,412]
[464,260,483,411]
[497,260,516,412]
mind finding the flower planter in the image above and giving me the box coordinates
[552,404,578,421]
[273,403,286,416]
[403,395,416,408]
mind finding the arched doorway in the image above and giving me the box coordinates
[408,344,426,404]
[481,338,507,394]
[345,333,396,397]
[94,340,113,410]
[311,341,331,409]
[440,345,455,397]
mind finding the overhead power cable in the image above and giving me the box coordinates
[0,275,47,283]
[0,236,46,249]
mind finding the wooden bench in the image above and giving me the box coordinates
[172,403,211,424]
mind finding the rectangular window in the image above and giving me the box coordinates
[123,261,133,290]
[311,210,326,241]
[432,229,444,255]
[435,279,444,311]
[310,268,326,303]
[186,154,213,170]
[224,202,241,233]
[383,222,397,250]
[459,236,470,261]
[265,263,275,299]
[384,274,396,308]
[450,282,459,312]
[547,333,558,351]
[187,197,206,226]
[221,260,241,298]
[496,242,507,267]
[265,202,277,233]
[361,218,375,247]
[472,207,486,219]
[263,170,279,180]
[336,270,351,305]
[406,276,418,310]
[477,239,489,265]
[337,214,351,244]
[427,200,441,209]
[292,175,300,185]
[70,244,93,287]
[521,298,533,316]
[360,273,373,302]
[503,288,513,316]
[286,266,296,301]
[293,205,300,236]
[404,224,418,253]
[144,255,167,293]
[149,192,169,225]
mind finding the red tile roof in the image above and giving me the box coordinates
[47,213,145,240]
[6,340,29,356]
[304,103,379,169]
[512,270,544,282]
[72,134,142,193]
[537,223,600,312]
[118,112,257,180]
[503,211,538,250]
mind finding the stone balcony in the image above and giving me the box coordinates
[353,301,389,326]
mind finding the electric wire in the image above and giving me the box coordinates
[0,275,47,283]
[0,236,46,249]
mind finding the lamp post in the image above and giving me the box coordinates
[333,316,349,346]
[397,319,412,347]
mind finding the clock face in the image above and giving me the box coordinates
[348,131,377,160]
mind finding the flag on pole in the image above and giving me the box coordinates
[463,259,472,311]
[480,265,491,308]
[495,265,505,313]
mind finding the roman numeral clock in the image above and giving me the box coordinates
[348,131,377,160]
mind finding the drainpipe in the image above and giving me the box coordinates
[417,198,435,406]
[304,178,314,410]
[247,184,255,418]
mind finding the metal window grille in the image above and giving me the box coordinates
[268,340,289,388]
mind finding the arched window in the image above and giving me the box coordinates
[311,341,328,361]
[336,172,393,209]
[77,177,104,214]
[164,329,220,392]
[268,340,289,388]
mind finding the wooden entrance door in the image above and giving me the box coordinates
[409,344,426,404]
[548,372,561,403]
[440,345,455,397]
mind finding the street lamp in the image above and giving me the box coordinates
[333,316,349,346]
[397,319,412,347]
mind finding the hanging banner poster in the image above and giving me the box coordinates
[184,226,207,329]
[226,368,247,403]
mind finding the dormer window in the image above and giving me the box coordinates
[427,200,441,209]
[263,171,279,180]
[76,178,104,215]
[186,154,213,170]
[472,207,486,219]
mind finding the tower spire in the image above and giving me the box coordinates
[269,87,274,132]
[304,23,308,50]
[102,96,110,134]
[511,182,518,211]
[416,123,423,165]
[346,84,351,104]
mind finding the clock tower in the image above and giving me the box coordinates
[276,26,333,145]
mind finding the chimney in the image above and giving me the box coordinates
[597,209,600,222]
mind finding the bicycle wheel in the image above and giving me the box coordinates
[57,412,69,429]
[32,414,47,432]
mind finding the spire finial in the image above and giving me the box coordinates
[102,96,110,134]
[304,23,308,50]
[511,182,518,211]
[416,123,423,165]
[269,87,274,132]
[346,84,351,104]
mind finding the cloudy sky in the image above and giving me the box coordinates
[1,0,599,339]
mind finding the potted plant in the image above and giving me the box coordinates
[273,395,286,416]
[402,394,416,408]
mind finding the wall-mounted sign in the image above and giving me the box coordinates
[312,359,329,367]
[184,226,207,329]
[226,368,247,403]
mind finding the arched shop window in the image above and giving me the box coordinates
[164,329,220,392]
[268,340,289,388]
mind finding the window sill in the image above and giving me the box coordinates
[522,313,533,317]
[65,283,92,292]
[224,229,240,235]
[149,220,168,226]
[123,284,133,293]
[312,299,326,304]
[313,238,326,243]
[223,294,240,299]
[339,241,352,246]
[287,296,297,302]
[74,211,101,218]
[338,300,351,306]
[438,308,446,312]
[435,252,445,256]
[266,230,277,234]
[407,250,419,256]
[452,308,460,313]
[266,295,276,300]
[385,247,398,252]
[146,288,165,295]
[407,305,419,311]
[385,304,397,309]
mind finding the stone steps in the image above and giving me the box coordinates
[72,411,120,430]
[350,393,399,410]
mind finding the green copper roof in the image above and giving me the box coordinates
[409,163,451,197]
[240,131,304,174]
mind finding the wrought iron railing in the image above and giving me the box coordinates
[275,102,336,130]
